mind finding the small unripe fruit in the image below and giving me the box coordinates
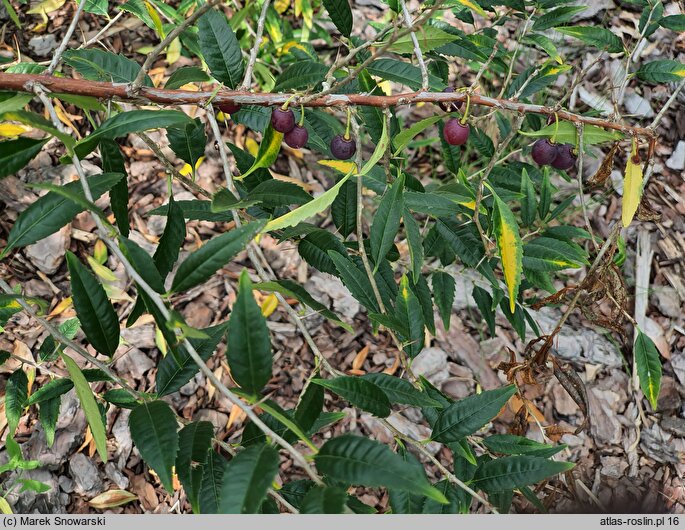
[443,118,469,146]
[330,134,356,160]
[551,144,577,170]
[271,107,296,133]
[439,87,463,113]
[284,125,309,149]
[531,139,559,166]
[218,102,241,115]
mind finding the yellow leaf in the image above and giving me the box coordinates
[88,489,138,510]
[27,0,65,15]
[622,148,643,228]
[155,326,168,357]
[49,296,72,316]
[274,0,290,13]
[144,0,165,38]
[0,123,31,137]
[0,496,12,514]
[455,0,488,17]
[491,191,522,313]
[245,137,259,157]
[179,156,204,177]
[260,293,278,317]
[280,40,308,56]
[87,256,118,283]
[318,159,356,174]
[166,37,181,65]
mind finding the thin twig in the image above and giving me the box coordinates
[574,122,597,251]
[240,0,272,91]
[78,11,125,50]
[129,0,220,92]
[33,85,324,486]
[46,0,89,74]
[399,0,429,90]
[0,278,142,398]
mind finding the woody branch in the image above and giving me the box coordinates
[0,73,656,139]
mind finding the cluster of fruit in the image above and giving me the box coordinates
[531,139,577,170]
[219,90,577,169]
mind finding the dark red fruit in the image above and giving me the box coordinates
[284,125,309,149]
[330,134,356,160]
[531,139,559,166]
[218,102,241,115]
[439,87,462,112]
[271,108,296,133]
[443,118,469,146]
[551,143,577,170]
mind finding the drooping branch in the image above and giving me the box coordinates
[0,73,657,138]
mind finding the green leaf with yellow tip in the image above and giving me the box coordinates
[634,330,662,410]
[490,188,522,314]
[239,123,283,179]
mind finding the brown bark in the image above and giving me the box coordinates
[0,73,656,138]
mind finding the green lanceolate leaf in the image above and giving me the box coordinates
[168,118,206,170]
[63,48,153,85]
[227,269,273,395]
[165,66,211,89]
[393,115,443,156]
[129,400,179,492]
[171,220,266,293]
[300,486,348,514]
[432,385,517,443]
[256,279,352,332]
[273,61,328,92]
[362,373,442,408]
[156,322,229,396]
[367,59,446,91]
[321,0,352,37]
[554,26,623,54]
[249,180,313,207]
[482,435,566,458]
[5,368,28,434]
[239,123,283,179]
[370,173,405,272]
[491,189,522,314]
[74,110,193,158]
[3,173,123,253]
[0,137,48,180]
[294,382,324,433]
[519,168,536,227]
[432,271,455,330]
[198,9,244,88]
[177,421,214,513]
[61,354,108,462]
[39,397,60,448]
[315,435,448,504]
[100,139,130,237]
[328,251,379,312]
[199,451,230,514]
[312,376,391,417]
[404,208,423,281]
[636,60,685,83]
[218,444,280,514]
[154,194,186,280]
[264,170,354,232]
[520,121,622,145]
[634,330,663,410]
[396,274,425,358]
[119,237,166,293]
[27,378,74,405]
[331,177,357,238]
[472,456,574,493]
[66,251,120,357]
[298,228,348,277]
